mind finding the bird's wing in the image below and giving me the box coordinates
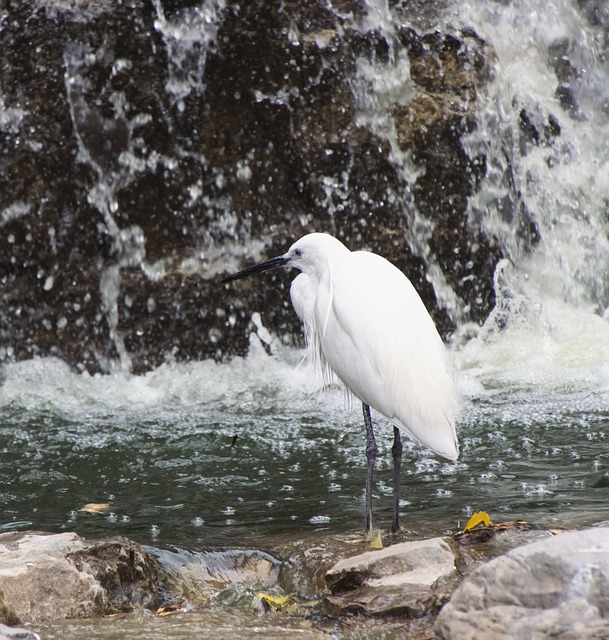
[315,251,459,460]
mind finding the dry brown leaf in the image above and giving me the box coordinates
[156,602,183,616]
[454,519,569,546]
[79,503,110,514]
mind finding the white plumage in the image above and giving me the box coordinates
[224,231,459,535]
[288,233,458,461]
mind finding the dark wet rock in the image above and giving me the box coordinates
[436,527,609,640]
[324,537,459,617]
[0,0,509,374]
[0,531,160,624]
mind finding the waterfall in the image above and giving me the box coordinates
[451,0,609,375]
[459,0,609,313]
[1,0,608,373]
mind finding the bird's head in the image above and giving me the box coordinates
[222,233,349,283]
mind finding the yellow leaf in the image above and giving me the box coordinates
[255,592,292,610]
[365,529,383,549]
[79,503,110,514]
[464,511,492,532]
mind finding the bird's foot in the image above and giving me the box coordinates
[364,528,383,549]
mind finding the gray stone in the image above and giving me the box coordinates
[0,624,40,640]
[0,531,160,624]
[436,527,609,640]
[325,537,459,617]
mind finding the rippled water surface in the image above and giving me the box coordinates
[2,334,609,552]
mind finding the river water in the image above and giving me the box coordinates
[2,318,608,552]
[2,0,609,637]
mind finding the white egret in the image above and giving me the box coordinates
[223,232,459,536]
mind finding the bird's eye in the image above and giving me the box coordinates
[294,248,302,257]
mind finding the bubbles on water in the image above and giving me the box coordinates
[309,515,331,525]
[436,488,454,498]
[519,482,553,498]
[421,474,440,483]
[488,459,506,470]
[521,436,536,451]
[377,481,393,496]
[414,458,440,474]
[191,517,204,527]
[547,473,560,485]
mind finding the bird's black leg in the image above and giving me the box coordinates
[391,426,403,534]
[362,403,377,538]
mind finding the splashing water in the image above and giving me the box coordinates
[451,0,609,388]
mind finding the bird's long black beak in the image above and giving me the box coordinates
[222,254,290,282]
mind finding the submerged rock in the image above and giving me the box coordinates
[0,531,160,624]
[324,536,459,617]
[155,547,281,605]
[436,527,609,639]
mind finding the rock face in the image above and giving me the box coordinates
[0,531,160,624]
[324,537,459,617]
[0,0,526,374]
[0,624,39,640]
[436,528,609,640]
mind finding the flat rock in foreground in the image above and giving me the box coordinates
[324,536,459,617]
[0,531,160,624]
[436,527,609,639]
